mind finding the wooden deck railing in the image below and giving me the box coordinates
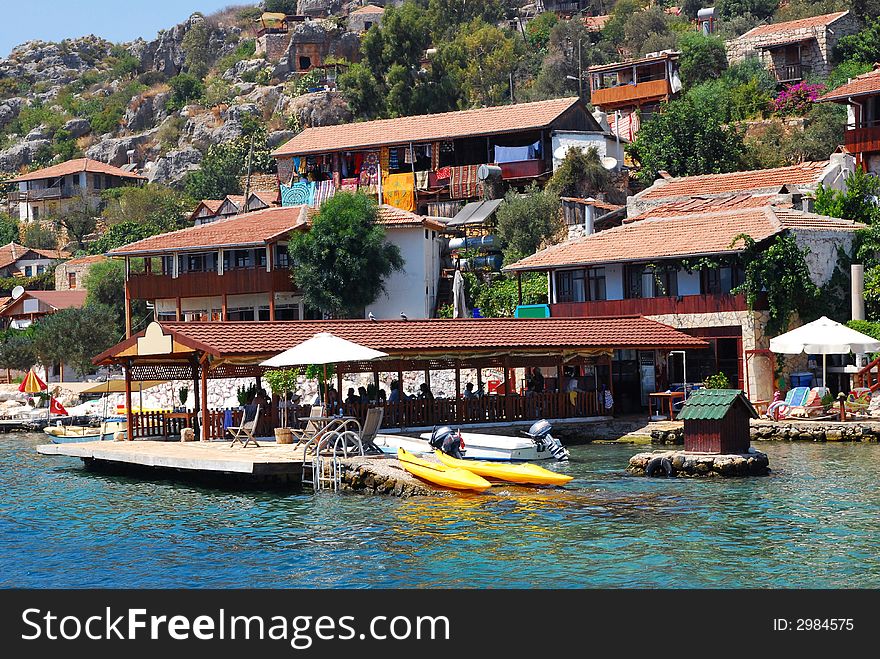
[854,356,880,391]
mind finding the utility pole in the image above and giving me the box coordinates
[578,38,583,101]
[509,72,515,103]
[241,132,254,215]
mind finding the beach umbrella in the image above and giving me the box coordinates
[260,332,388,404]
[18,369,46,394]
[769,316,880,387]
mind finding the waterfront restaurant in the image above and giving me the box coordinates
[93,317,707,440]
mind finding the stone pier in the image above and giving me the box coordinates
[627,449,770,478]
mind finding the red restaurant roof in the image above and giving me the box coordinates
[0,289,87,316]
[272,97,585,156]
[9,158,146,182]
[638,161,831,200]
[94,317,708,364]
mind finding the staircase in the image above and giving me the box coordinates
[854,356,880,391]
[433,271,454,317]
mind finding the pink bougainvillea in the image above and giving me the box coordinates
[772,82,827,116]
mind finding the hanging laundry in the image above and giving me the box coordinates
[403,145,414,164]
[414,170,430,190]
[359,152,380,193]
[493,145,532,164]
[435,166,452,180]
[389,147,399,170]
[340,177,359,192]
[277,158,295,185]
[313,179,336,207]
[431,143,439,171]
[449,165,482,199]
[353,152,364,175]
[379,147,390,174]
[382,172,416,212]
[281,181,316,206]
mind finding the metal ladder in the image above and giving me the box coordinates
[301,430,363,492]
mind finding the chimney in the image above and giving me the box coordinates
[126,149,136,165]
[801,195,815,213]
[584,203,595,235]
[657,170,672,180]
[852,264,865,321]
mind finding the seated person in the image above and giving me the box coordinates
[418,383,434,401]
[463,382,477,399]
[532,368,545,394]
[344,388,359,405]
[358,386,369,404]
[388,380,401,403]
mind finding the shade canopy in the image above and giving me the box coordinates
[61,379,168,395]
[18,369,46,394]
[769,316,880,355]
[260,332,389,368]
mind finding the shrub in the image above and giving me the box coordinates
[772,81,826,116]
[704,373,731,389]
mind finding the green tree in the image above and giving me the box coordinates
[716,0,779,21]
[288,192,403,318]
[426,0,509,40]
[525,11,558,52]
[182,20,212,79]
[529,18,598,101]
[0,213,18,244]
[31,304,119,377]
[815,168,880,225]
[678,32,728,89]
[732,233,820,336]
[547,146,612,200]
[84,258,149,336]
[0,332,36,373]
[19,222,57,250]
[88,221,167,255]
[167,73,205,110]
[264,0,297,13]
[834,19,880,65]
[459,272,547,318]
[495,184,562,262]
[601,0,646,46]
[622,7,682,57]
[101,184,192,229]
[627,97,747,180]
[53,192,97,250]
[184,125,275,200]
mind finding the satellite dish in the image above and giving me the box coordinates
[553,146,568,160]
[11,285,25,300]
[601,156,618,170]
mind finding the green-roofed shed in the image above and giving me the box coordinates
[680,389,758,454]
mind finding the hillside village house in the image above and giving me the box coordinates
[505,203,863,412]
[109,204,443,336]
[271,98,618,218]
[190,190,280,226]
[54,254,107,291]
[8,158,146,222]
[725,11,859,83]
[587,51,681,142]
[0,242,66,278]
[818,67,880,174]
[348,4,384,32]
[0,289,86,330]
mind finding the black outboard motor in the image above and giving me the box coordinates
[429,425,464,459]
[526,419,570,461]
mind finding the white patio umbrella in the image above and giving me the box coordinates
[260,332,389,402]
[769,316,880,387]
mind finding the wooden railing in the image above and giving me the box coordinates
[589,79,672,108]
[845,125,880,156]
[769,63,809,83]
[551,293,758,318]
[854,356,880,391]
[127,267,295,300]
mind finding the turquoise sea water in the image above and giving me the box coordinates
[2,433,879,588]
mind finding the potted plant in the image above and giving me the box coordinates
[264,368,299,444]
[178,386,189,412]
[236,382,257,408]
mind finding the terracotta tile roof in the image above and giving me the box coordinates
[588,51,680,74]
[561,197,624,212]
[819,67,880,102]
[625,193,783,222]
[272,98,586,156]
[107,205,310,255]
[250,190,279,206]
[98,317,707,362]
[377,205,445,231]
[9,158,146,182]
[741,11,849,38]
[201,200,225,213]
[0,242,66,269]
[62,254,107,267]
[1,289,87,316]
[584,14,610,31]
[505,207,864,271]
[638,161,831,200]
[351,4,384,14]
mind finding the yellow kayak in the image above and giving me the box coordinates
[397,448,492,492]
[435,450,574,486]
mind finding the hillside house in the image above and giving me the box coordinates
[8,158,146,222]
[348,4,384,32]
[587,51,682,141]
[818,67,880,174]
[271,97,611,217]
[504,203,863,411]
[0,289,87,330]
[54,254,107,291]
[0,242,66,278]
[725,11,859,83]
[109,204,443,335]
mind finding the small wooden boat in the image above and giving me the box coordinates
[434,450,574,486]
[43,419,126,444]
[397,448,491,492]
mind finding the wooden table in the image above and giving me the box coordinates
[648,391,685,420]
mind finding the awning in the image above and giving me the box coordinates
[756,37,812,50]
[446,199,504,227]
[59,380,168,394]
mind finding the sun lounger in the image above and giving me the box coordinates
[766,386,810,420]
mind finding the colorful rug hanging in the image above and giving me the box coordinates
[277,157,295,185]
[382,172,416,212]
[449,165,481,199]
[340,177,359,192]
[414,170,430,190]
[379,147,390,174]
[313,179,336,207]
[281,181,316,207]
[435,166,451,180]
[359,152,380,194]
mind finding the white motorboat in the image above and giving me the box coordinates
[374,420,570,462]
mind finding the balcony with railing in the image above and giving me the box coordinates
[8,186,105,203]
[589,79,672,109]
[551,293,762,318]
[768,63,809,83]
[128,267,295,300]
[845,118,880,156]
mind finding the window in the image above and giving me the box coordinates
[94,174,102,190]
[625,264,677,298]
[275,243,289,268]
[32,206,39,221]
[275,304,300,320]
[68,272,77,289]
[234,250,252,269]
[227,307,255,321]
[701,266,743,295]
[162,255,174,275]
[24,266,32,277]
[186,254,206,272]
[157,311,176,321]
[105,175,112,189]
[299,56,311,70]
[555,268,606,303]
[257,305,271,321]
[256,249,267,268]
[36,265,45,275]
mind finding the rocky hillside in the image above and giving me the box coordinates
[0,2,360,186]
